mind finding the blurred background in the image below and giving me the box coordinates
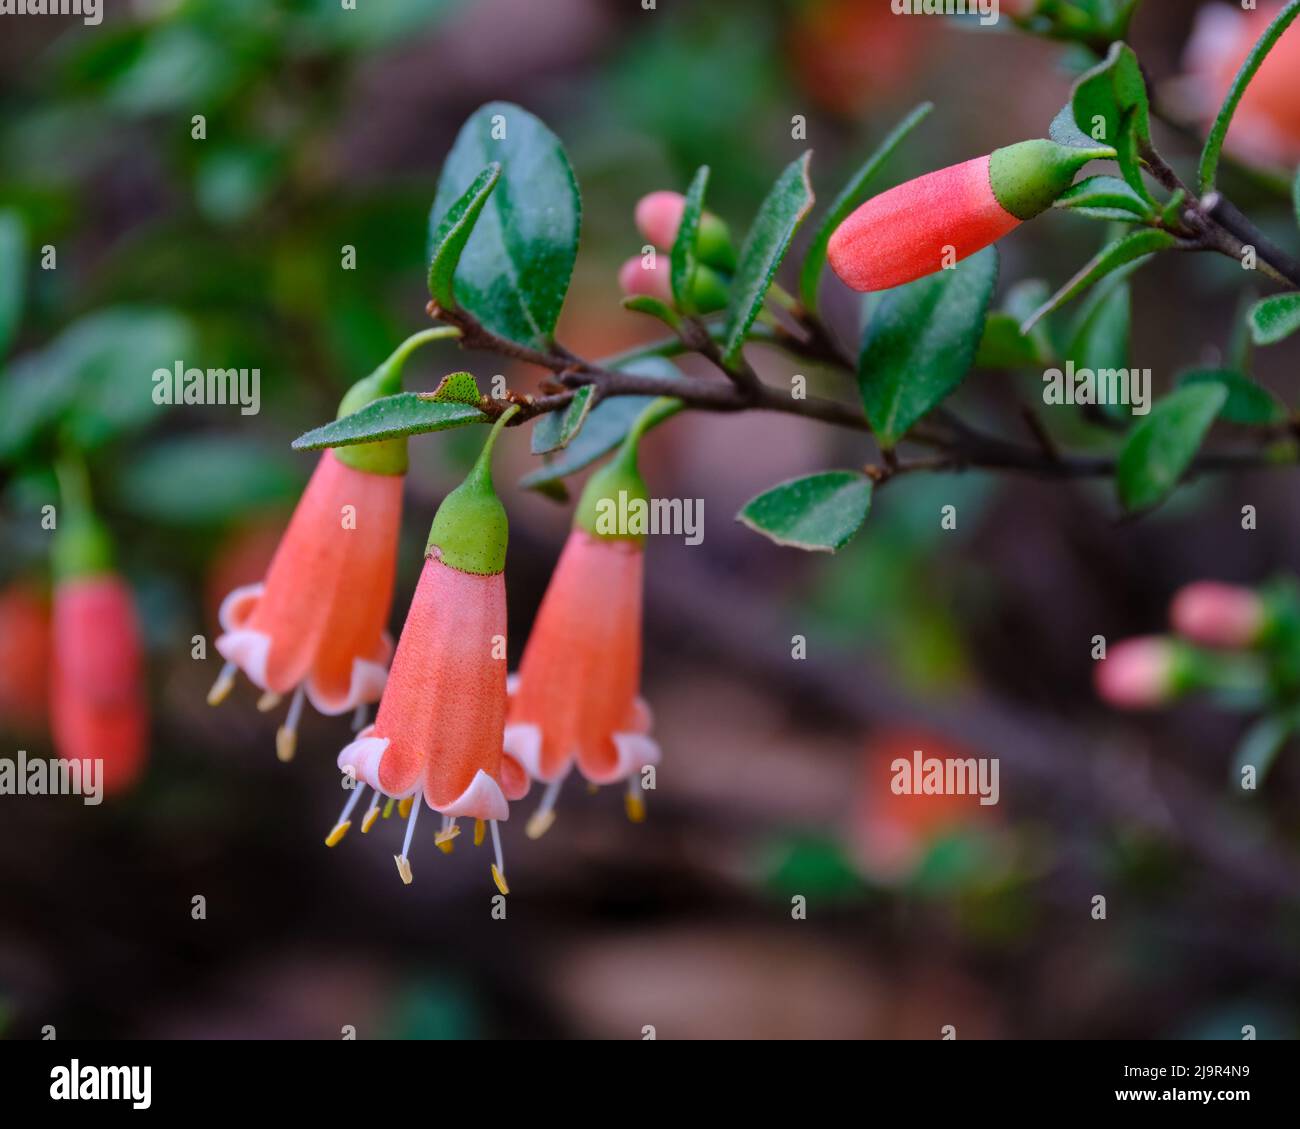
[2,0,1299,1039]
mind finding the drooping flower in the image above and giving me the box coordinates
[1170,581,1266,649]
[50,466,147,797]
[853,729,998,884]
[827,139,1112,292]
[329,406,528,890]
[504,399,678,839]
[1181,2,1300,170]
[0,583,50,734]
[1093,636,1179,709]
[209,330,453,761]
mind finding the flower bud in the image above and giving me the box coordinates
[828,139,1112,292]
[634,190,737,271]
[1169,581,1266,649]
[618,255,729,314]
[1093,636,1179,709]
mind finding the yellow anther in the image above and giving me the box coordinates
[436,838,455,855]
[257,691,282,713]
[394,855,413,885]
[434,825,460,852]
[525,809,557,840]
[625,791,646,824]
[207,669,236,707]
[325,821,351,847]
[383,798,395,819]
[398,797,413,819]
[361,807,379,834]
[491,864,509,896]
[473,819,486,847]
[275,726,297,763]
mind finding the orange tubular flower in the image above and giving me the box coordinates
[827,139,1111,292]
[329,407,528,891]
[504,400,676,839]
[49,466,147,797]
[209,330,453,761]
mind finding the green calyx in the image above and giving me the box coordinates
[575,397,681,542]
[988,139,1117,221]
[52,455,114,582]
[425,404,519,575]
[332,327,461,476]
[689,263,731,315]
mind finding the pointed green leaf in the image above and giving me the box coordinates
[858,246,998,447]
[1117,384,1227,513]
[976,313,1046,369]
[519,358,681,491]
[428,102,580,351]
[1199,0,1300,193]
[1248,292,1300,346]
[426,163,500,309]
[621,294,683,332]
[1071,42,1152,199]
[1053,175,1154,218]
[738,471,873,553]
[1178,368,1286,425]
[430,370,482,405]
[292,392,485,451]
[1021,228,1174,332]
[531,383,595,454]
[1232,711,1292,785]
[670,166,709,313]
[0,210,26,358]
[721,152,814,370]
[798,102,933,316]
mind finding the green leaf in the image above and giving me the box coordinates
[1232,712,1292,786]
[1199,0,1300,193]
[1067,278,1130,373]
[1117,384,1227,513]
[292,392,484,451]
[430,370,482,405]
[621,294,682,332]
[531,384,595,454]
[670,165,709,313]
[797,102,933,316]
[116,434,304,525]
[518,357,681,491]
[0,210,27,358]
[427,102,580,351]
[721,151,814,370]
[1021,228,1174,332]
[0,307,195,459]
[976,313,1044,369]
[737,470,873,553]
[1070,42,1152,199]
[1247,292,1300,346]
[426,163,501,309]
[1178,368,1286,425]
[1050,102,1096,150]
[858,246,998,447]
[1053,175,1154,218]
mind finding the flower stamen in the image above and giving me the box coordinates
[473,818,486,847]
[490,819,508,895]
[276,684,306,763]
[257,690,282,713]
[325,779,367,847]
[526,778,563,840]
[361,790,382,833]
[435,816,460,853]
[625,777,646,823]
[394,796,421,885]
[207,661,237,707]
